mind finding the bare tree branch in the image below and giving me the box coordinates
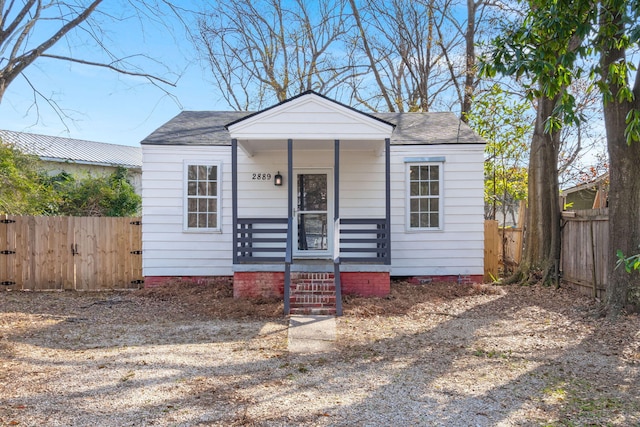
[1,0,189,123]
[40,53,177,86]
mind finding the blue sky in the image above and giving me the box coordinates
[0,2,220,147]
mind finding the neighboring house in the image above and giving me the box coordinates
[561,174,609,211]
[141,91,485,313]
[0,129,142,193]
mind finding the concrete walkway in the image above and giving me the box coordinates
[287,315,337,353]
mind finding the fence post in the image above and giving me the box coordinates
[484,220,499,282]
[0,214,16,289]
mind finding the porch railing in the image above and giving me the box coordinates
[284,218,293,315]
[235,217,288,263]
[339,218,390,264]
[234,217,389,265]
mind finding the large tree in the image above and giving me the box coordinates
[347,0,498,115]
[598,0,640,315]
[482,0,594,284]
[483,0,640,314]
[0,1,181,106]
[196,0,356,110]
[194,0,502,114]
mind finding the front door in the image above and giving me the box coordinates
[294,170,332,257]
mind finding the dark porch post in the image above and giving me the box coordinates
[232,138,238,264]
[334,139,342,315]
[288,138,293,232]
[284,138,293,315]
[385,137,391,265]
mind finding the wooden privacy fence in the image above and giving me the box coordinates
[561,209,609,298]
[1,215,142,291]
[485,208,611,299]
[484,221,524,281]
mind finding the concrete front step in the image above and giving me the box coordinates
[290,307,337,316]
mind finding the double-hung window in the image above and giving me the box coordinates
[407,162,443,230]
[184,162,220,231]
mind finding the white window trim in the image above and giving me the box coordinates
[183,160,222,233]
[405,161,444,231]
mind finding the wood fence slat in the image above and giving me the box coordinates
[114,218,125,287]
[131,219,143,287]
[0,214,13,290]
[75,217,93,290]
[484,220,499,282]
[63,217,74,290]
[499,228,523,271]
[18,216,35,290]
[98,217,111,289]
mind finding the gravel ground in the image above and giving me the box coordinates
[1,281,639,426]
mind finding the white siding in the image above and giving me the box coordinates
[142,142,484,278]
[389,145,485,276]
[228,94,393,140]
[142,146,232,277]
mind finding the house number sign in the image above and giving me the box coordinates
[251,173,272,180]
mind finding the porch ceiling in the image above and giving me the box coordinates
[238,138,384,156]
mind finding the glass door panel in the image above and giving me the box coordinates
[295,172,331,256]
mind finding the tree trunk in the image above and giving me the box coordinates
[519,94,562,283]
[602,7,640,316]
[462,0,477,121]
[606,110,640,315]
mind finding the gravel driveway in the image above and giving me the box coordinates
[1,282,639,426]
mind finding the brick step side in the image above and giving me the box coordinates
[289,272,337,316]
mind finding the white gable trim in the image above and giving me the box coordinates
[227,92,394,140]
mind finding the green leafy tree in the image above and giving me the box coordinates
[0,143,57,214]
[467,84,532,226]
[50,167,141,217]
[482,0,640,314]
[482,0,600,286]
[1,142,140,216]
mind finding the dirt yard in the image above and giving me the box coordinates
[1,281,639,426]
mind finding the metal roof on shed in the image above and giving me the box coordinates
[0,129,142,168]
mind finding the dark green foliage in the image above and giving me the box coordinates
[1,142,140,217]
[46,167,141,217]
[0,143,57,215]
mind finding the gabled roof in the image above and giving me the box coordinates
[141,93,484,146]
[224,90,395,130]
[225,91,395,141]
[0,129,142,168]
[142,110,484,146]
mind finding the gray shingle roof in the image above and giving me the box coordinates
[141,111,484,146]
[373,112,484,145]
[0,130,142,168]
[142,111,250,146]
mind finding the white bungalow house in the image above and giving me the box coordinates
[141,91,485,314]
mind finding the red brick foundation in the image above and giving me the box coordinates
[233,272,284,298]
[144,276,232,288]
[146,272,479,299]
[406,275,484,285]
[340,272,390,297]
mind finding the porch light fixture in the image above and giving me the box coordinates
[274,171,283,186]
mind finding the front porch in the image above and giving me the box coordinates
[230,138,392,315]
[227,94,395,315]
